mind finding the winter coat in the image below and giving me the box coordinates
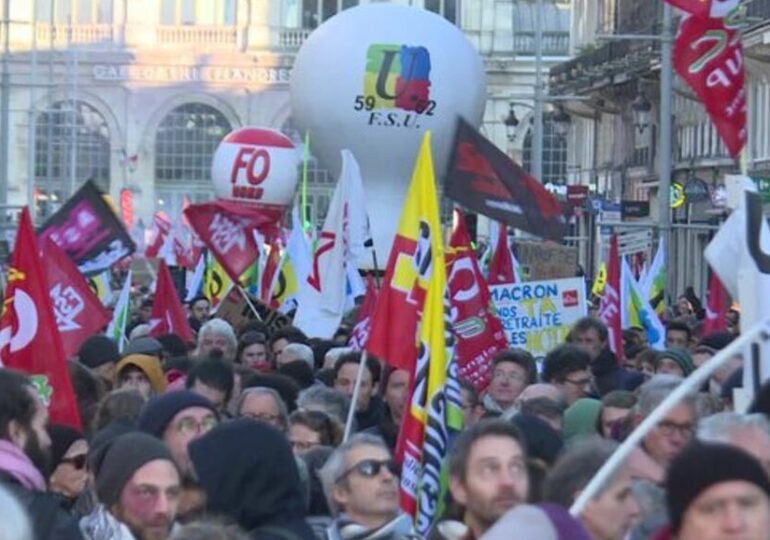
[591,348,644,396]
[189,418,316,540]
[326,513,420,540]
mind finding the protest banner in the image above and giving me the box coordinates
[216,287,291,334]
[38,180,136,275]
[490,277,587,357]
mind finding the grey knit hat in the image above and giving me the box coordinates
[93,432,177,506]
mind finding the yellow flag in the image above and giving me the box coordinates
[592,262,608,297]
[204,253,233,306]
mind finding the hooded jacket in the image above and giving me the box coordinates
[189,418,315,540]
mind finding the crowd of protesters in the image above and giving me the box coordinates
[2,288,769,540]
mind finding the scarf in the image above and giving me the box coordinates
[79,505,138,540]
[0,439,46,492]
[331,513,419,540]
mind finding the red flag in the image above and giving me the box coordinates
[43,240,111,359]
[262,239,282,307]
[146,213,171,258]
[120,188,135,230]
[349,274,379,351]
[704,272,729,334]
[487,223,516,285]
[0,209,82,429]
[599,234,623,361]
[665,0,739,19]
[673,13,746,158]
[184,200,282,283]
[149,261,195,343]
[447,211,509,391]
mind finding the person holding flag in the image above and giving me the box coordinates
[365,132,463,536]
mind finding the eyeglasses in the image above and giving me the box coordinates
[291,439,321,452]
[60,454,87,470]
[657,420,694,438]
[175,416,218,436]
[242,412,281,425]
[564,377,592,388]
[335,459,399,484]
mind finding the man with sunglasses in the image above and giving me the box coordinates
[138,390,219,520]
[321,434,417,540]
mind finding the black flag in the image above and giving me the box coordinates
[444,117,567,241]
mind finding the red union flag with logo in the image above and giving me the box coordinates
[43,239,111,358]
[447,210,508,391]
[184,199,282,283]
[0,208,82,429]
[599,234,624,361]
[672,8,747,158]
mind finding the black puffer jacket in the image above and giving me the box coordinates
[0,472,72,540]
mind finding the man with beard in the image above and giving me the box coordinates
[64,432,182,540]
[438,419,529,540]
[320,433,415,540]
[0,368,72,539]
[137,391,219,521]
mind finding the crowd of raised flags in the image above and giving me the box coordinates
[0,102,758,540]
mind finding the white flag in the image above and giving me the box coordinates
[705,190,770,390]
[293,150,358,338]
[185,254,206,302]
[106,270,132,353]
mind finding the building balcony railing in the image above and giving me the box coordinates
[36,23,114,46]
[276,28,312,50]
[155,25,237,46]
[513,31,570,56]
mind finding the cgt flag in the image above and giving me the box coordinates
[447,210,508,391]
[0,208,82,429]
[673,10,747,158]
[445,117,567,242]
[184,199,282,283]
[43,239,112,358]
[149,261,195,343]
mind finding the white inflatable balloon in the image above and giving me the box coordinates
[211,128,299,208]
[290,4,486,265]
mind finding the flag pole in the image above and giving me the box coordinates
[370,249,381,289]
[236,284,263,322]
[301,130,311,232]
[343,350,368,442]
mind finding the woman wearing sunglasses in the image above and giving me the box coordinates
[48,424,89,511]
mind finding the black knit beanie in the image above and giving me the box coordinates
[93,432,177,507]
[666,441,770,532]
[137,390,218,438]
[78,335,120,369]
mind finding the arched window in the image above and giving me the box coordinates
[155,103,232,216]
[34,100,111,213]
[522,113,568,185]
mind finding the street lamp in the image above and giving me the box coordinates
[503,103,519,141]
[552,106,571,137]
[632,93,653,134]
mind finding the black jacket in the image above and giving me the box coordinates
[363,404,399,452]
[189,418,315,540]
[0,472,72,540]
[591,348,644,396]
[355,395,385,432]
